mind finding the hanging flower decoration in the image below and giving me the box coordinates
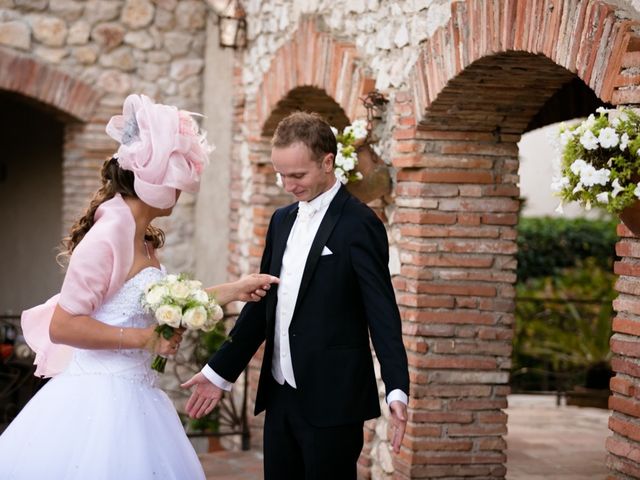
[552,107,640,214]
[331,119,369,184]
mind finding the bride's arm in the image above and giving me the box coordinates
[205,273,279,306]
[49,305,179,354]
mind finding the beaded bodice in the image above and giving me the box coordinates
[62,267,165,385]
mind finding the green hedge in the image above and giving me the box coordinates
[517,217,618,281]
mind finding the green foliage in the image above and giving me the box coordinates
[515,258,615,367]
[517,216,618,281]
[513,217,618,392]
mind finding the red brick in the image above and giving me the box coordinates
[408,354,497,370]
[617,240,640,259]
[448,424,508,436]
[615,261,640,277]
[404,424,442,437]
[607,436,640,464]
[610,395,640,418]
[611,337,640,358]
[409,411,474,423]
[613,317,640,335]
[404,438,473,451]
[609,415,640,442]
[482,213,519,225]
[399,169,496,184]
[402,309,498,325]
[611,377,637,397]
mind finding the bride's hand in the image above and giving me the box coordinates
[142,326,184,356]
[235,273,279,302]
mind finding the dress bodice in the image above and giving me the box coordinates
[62,267,165,385]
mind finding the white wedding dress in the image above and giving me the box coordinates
[0,267,206,480]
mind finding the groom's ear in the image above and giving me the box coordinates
[322,153,334,172]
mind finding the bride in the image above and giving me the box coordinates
[0,94,277,480]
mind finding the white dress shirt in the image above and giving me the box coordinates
[202,179,407,406]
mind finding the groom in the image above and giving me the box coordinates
[182,112,409,479]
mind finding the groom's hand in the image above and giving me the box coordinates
[389,400,407,454]
[181,372,223,419]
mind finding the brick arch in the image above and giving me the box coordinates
[255,17,375,130]
[0,47,102,122]
[407,0,638,125]
[390,1,640,479]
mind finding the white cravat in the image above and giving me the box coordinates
[272,180,341,387]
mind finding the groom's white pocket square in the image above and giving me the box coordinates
[321,246,333,256]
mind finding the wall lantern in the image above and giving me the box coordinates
[205,0,247,49]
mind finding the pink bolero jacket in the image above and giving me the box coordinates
[21,194,136,377]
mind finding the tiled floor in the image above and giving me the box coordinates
[199,394,610,479]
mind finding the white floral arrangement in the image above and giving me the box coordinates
[141,273,224,372]
[274,119,370,188]
[552,107,640,215]
[331,119,368,184]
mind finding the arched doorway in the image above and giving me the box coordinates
[0,91,67,315]
[396,0,639,477]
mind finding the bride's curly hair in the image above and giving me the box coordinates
[57,157,165,264]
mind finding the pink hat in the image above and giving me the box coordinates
[105,94,213,209]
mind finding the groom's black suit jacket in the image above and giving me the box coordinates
[208,186,409,427]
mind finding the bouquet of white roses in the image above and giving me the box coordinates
[141,273,224,373]
[552,107,640,215]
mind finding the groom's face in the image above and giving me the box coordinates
[271,142,335,202]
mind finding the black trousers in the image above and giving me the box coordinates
[263,379,364,480]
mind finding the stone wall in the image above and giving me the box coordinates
[0,0,210,275]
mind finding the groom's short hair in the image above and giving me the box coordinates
[272,111,338,163]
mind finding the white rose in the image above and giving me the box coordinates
[183,306,208,330]
[169,281,191,300]
[188,280,203,290]
[145,285,168,306]
[155,304,182,328]
[211,304,224,322]
[165,274,179,283]
[193,289,209,303]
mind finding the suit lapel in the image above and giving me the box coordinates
[270,206,297,277]
[292,186,350,318]
[265,206,297,326]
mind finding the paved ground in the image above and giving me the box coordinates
[505,394,610,479]
[198,394,611,479]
